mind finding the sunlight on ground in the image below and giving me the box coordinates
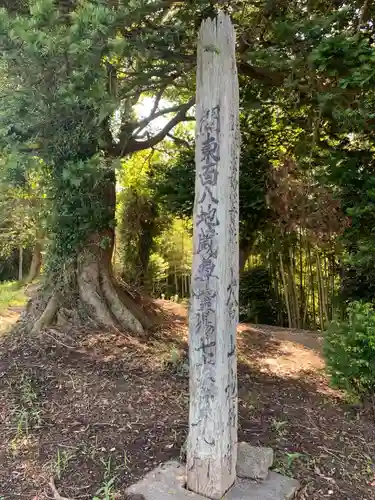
[0,281,26,335]
[0,281,26,314]
[238,340,325,378]
[260,341,324,376]
[0,312,20,336]
[235,323,337,396]
[0,299,372,499]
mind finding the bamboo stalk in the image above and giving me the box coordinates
[288,247,300,328]
[303,289,309,326]
[316,251,326,330]
[308,243,316,329]
[320,252,329,324]
[323,251,329,321]
[279,253,292,329]
[330,254,335,321]
[299,229,304,327]
[182,272,186,297]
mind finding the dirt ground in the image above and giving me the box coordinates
[0,300,374,500]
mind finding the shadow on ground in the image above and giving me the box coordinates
[0,302,374,500]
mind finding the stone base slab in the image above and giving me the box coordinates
[125,461,300,500]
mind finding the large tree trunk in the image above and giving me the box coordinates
[136,199,158,287]
[75,231,151,334]
[26,167,156,336]
[27,241,43,282]
[18,246,23,282]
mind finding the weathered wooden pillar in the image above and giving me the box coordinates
[187,11,240,500]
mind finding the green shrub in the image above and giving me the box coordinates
[324,301,375,399]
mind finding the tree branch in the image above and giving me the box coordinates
[358,0,369,30]
[132,102,192,134]
[167,133,192,148]
[150,87,166,117]
[238,61,286,87]
[113,97,195,156]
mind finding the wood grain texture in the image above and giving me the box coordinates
[187,11,240,500]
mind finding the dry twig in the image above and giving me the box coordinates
[49,477,75,500]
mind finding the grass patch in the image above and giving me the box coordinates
[0,281,26,314]
[52,448,76,480]
[11,373,43,441]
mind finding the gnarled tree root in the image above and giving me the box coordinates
[31,294,59,335]
[28,272,153,336]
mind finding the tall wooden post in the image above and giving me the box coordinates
[187,12,240,500]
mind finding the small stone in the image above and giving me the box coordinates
[237,442,274,480]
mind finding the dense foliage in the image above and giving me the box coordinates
[324,301,375,400]
[0,0,200,282]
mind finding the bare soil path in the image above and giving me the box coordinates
[0,300,374,499]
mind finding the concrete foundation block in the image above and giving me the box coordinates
[125,461,300,500]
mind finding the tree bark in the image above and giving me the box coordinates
[75,232,149,334]
[27,241,43,282]
[18,246,23,282]
[26,167,156,336]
